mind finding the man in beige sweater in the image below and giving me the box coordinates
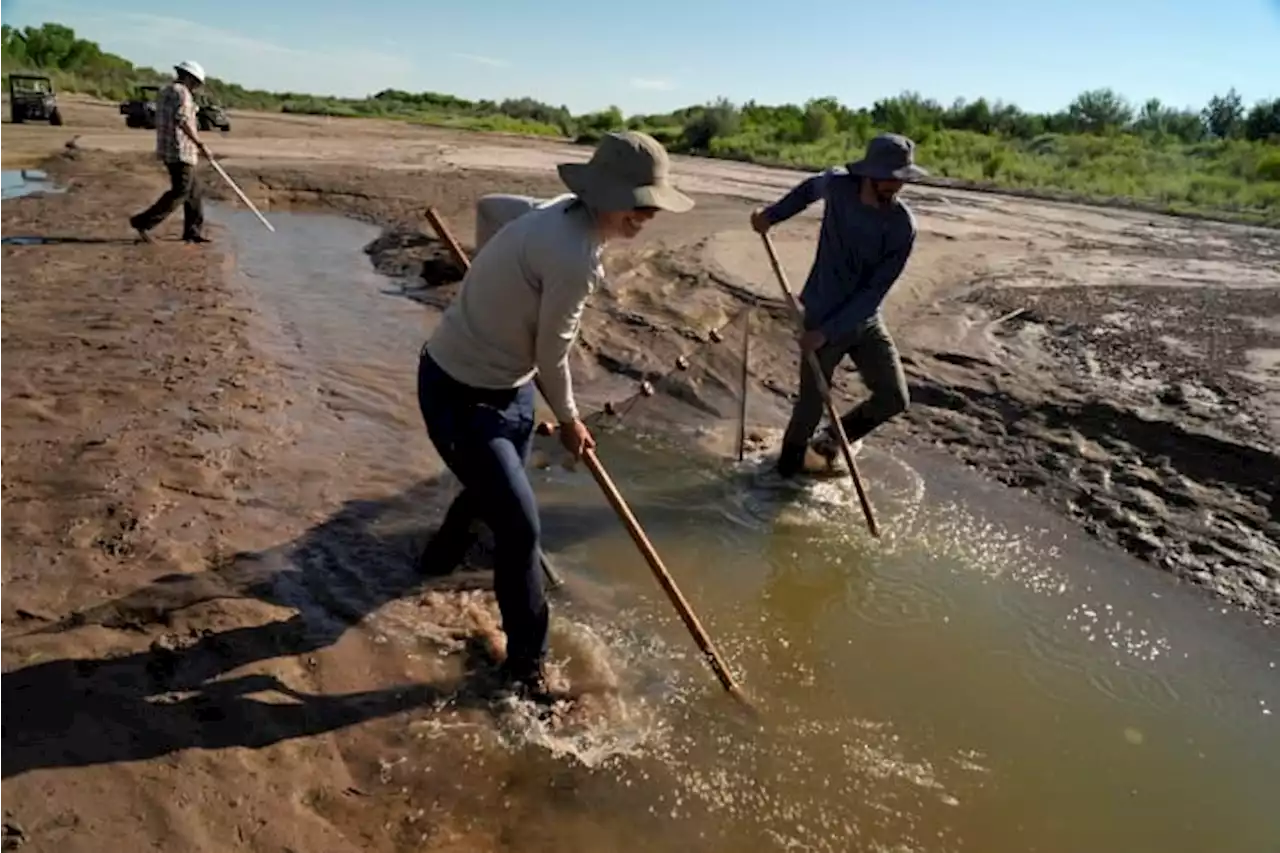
[417,132,694,699]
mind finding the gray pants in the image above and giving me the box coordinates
[781,316,909,451]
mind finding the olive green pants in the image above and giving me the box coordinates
[780,316,909,454]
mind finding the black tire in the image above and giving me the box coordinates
[12,110,25,124]
[220,124,230,133]
[49,108,63,126]
[197,115,211,132]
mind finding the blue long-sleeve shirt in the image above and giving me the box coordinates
[762,167,916,343]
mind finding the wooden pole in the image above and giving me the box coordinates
[207,157,274,232]
[581,448,750,705]
[531,423,751,706]
[737,308,751,462]
[424,207,470,277]
[759,233,881,538]
[424,207,750,706]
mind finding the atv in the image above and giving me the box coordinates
[119,84,160,129]
[196,98,231,133]
[119,85,230,132]
[9,74,63,125]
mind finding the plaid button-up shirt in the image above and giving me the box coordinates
[155,81,199,166]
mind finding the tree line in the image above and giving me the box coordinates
[5,22,1275,145]
[4,22,1277,223]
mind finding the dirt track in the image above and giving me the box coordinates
[3,97,1279,851]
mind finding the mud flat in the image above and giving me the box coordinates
[2,131,513,851]
[3,101,1279,853]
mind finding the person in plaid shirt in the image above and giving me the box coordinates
[130,60,212,244]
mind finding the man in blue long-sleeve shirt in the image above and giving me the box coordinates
[751,133,926,478]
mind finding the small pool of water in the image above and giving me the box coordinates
[1,169,63,200]
[214,205,1280,853]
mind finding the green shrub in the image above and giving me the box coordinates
[1257,152,1280,182]
[5,19,1278,225]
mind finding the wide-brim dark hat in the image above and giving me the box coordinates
[847,132,928,181]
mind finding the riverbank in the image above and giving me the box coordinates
[174,143,1280,620]
[14,111,1280,617]
[2,111,1278,851]
[0,152,449,853]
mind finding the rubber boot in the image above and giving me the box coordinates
[498,657,553,704]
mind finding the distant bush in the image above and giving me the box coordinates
[1257,152,1280,182]
[682,98,741,151]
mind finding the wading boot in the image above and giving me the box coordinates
[811,428,862,469]
[129,215,154,244]
[774,442,807,478]
[498,658,554,704]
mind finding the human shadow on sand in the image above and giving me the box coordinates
[1,628,482,779]
[1,473,508,779]
[0,235,141,246]
[21,444,786,645]
[3,447,811,779]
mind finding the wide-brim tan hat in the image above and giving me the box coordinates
[558,131,694,213]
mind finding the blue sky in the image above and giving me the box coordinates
[4,0,1279,115]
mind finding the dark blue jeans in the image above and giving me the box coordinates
[417,352,548,669]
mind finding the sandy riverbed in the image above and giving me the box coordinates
[3,97,1278,852]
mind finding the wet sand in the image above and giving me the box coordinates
[3,98,1279,851]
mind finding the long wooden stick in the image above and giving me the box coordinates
[532,421,749,705]
[580,448,750,705]
[737,308,751,462]
[424,207,469,275]
[426,207,749,705]
[422,207,563,590]
[759,233,881,538]
[207,157,274,232]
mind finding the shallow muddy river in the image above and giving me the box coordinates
[213,205,1279,853]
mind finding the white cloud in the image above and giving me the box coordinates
[55,11,416,98]
[452,52,510,68]
[115,13,313,58]
[630,77,676,91]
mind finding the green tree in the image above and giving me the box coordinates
[950,97,995,134]
[1132,98,1204,142]
[801,98,837,142]
[872,91,943,138]
[1243,98,1280,142]
[1066,88,1133,133]
[1203,89,1245,139]
[682,97,739,151]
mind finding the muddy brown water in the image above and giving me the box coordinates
[211,205,1279,853]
